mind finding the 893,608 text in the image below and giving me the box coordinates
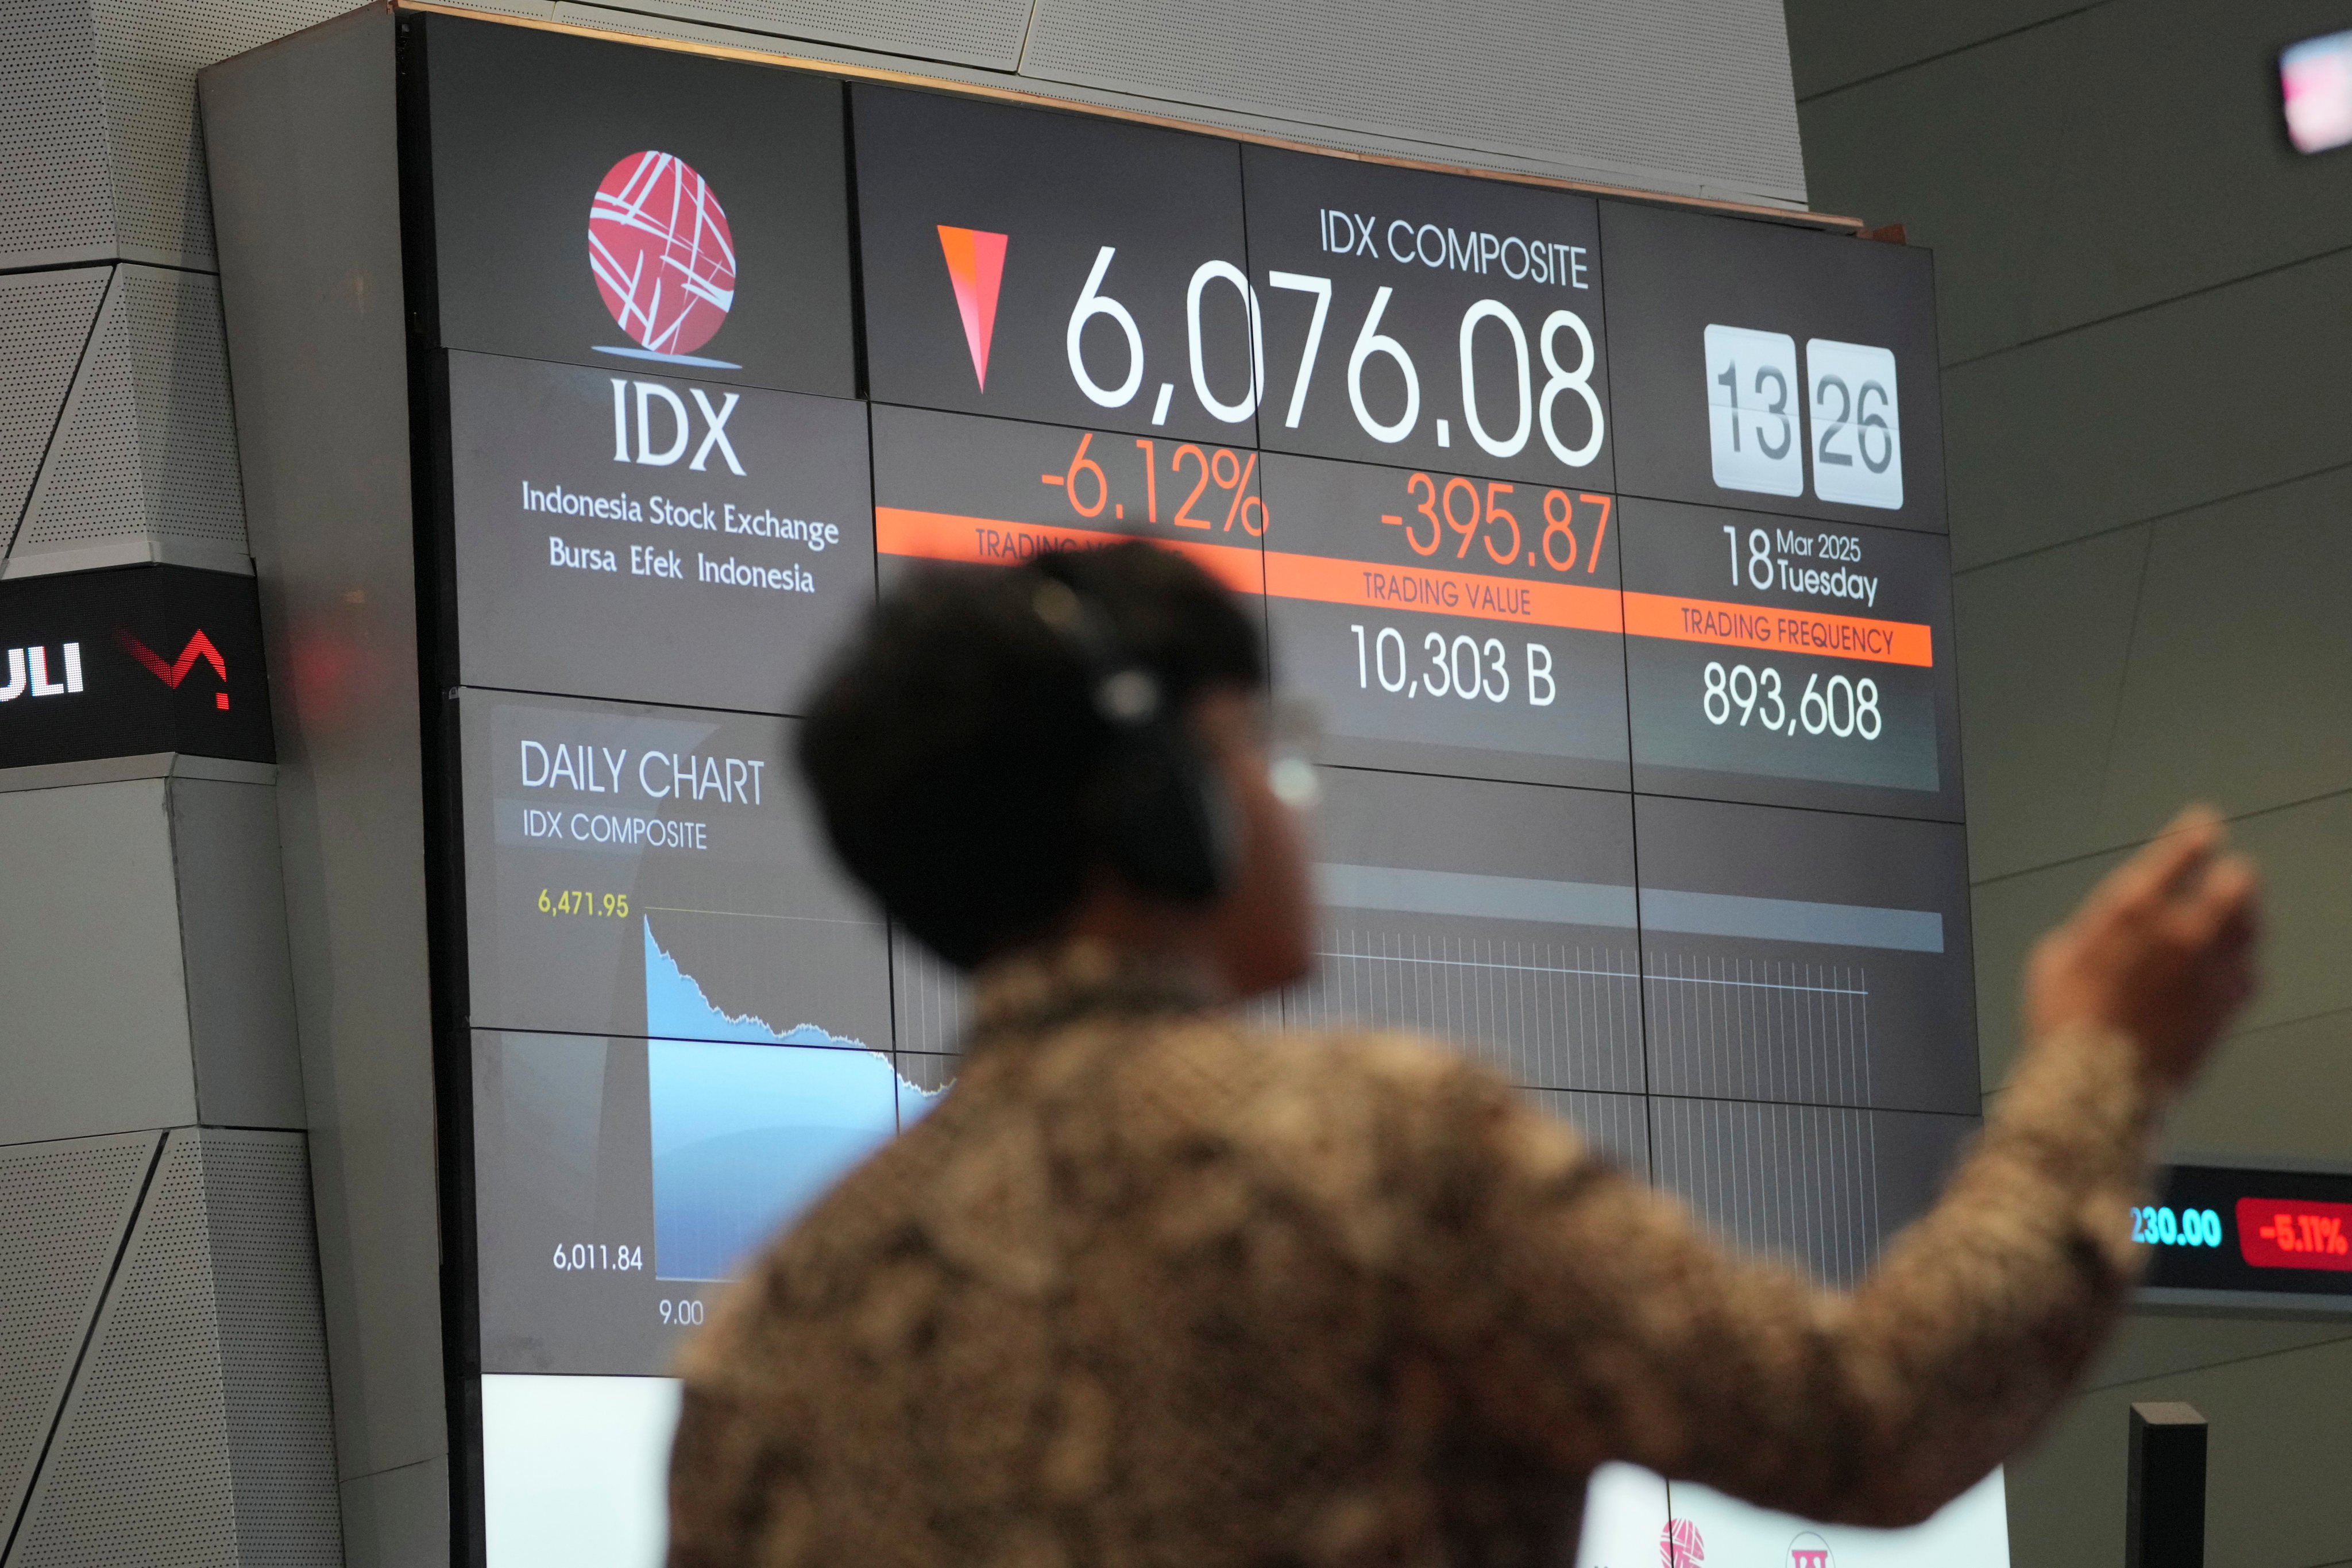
[1702,661,1881,740]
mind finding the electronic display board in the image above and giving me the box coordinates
[455,689,891,1046]
[1602,200,1945,534]
[1631,795,1977,1114]
[1242,145,1611,489]
[855,86,1254,442]
[1258,451,1625,788]
[347,25,1992,1565]
[412,13,855,395]
[0,564,272,768]
[868,402,1266,593]
[441,350,872,713]
[1619,496,1961,818]
[2137,1161,2352,1308]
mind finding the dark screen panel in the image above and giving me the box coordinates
[1632,795,1978,1114]
[1524,1088,1652,1173]
[855,86,1254,441]
[416,13,854,395]
[888,930,969,1058]
[1290,767,1646,1095]
[444,351,873,713]
[1602,200,1944,533]
[1651,1099,1977,1286]
[1620,495,1960,817]
[1241,145,1612,488]
[473,1024,930,1374]
[455,690,891,1048]
[868,401,1266,594]
[1260,450,1627,788]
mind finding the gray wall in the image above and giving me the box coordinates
[0,760,338,1567]
[2,0,368,1560]
[1787,3,2352,1564]
[412,0,1807,207]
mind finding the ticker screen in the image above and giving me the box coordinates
[2137,1163,2352,1307]
[400,17,1982,1563]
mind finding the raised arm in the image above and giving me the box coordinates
[1412,809,2259,1527]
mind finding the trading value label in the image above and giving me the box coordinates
[855,86,1256,442]
[444,352,874,715]
[1258,450,1628,789]
[868,403,1266,594]
[1619,496,1961,819]
[1243,145,1612,489]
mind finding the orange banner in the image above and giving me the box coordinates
[872,507,1264,595]
[1620,590,1932,667]
[1260,550,1622,633]
[873,508,1930,667]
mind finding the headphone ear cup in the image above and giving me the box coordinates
[1091,728,1235,903]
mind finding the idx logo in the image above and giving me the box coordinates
[0,643,83,701]
[609,378,743,475]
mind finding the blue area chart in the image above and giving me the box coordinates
[643,920,940,1280]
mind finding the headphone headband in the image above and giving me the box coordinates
[1027,569,1234,904]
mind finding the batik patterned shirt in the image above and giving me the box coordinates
[668,944,2155,1568]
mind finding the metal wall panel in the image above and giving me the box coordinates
[0,1131,160,1551]
[12,265,248,568]
[0,0,116,269]
[0,271,107,543]
[542,0,1807,204]
[0,0,350,269]
[0,778,198,1145]
[6,1129,339,1568]
[171,775,304,1130]
[203,1133,343,1566]
[1019,0,1807,205]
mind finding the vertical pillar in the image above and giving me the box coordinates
[2126,1400,2207,1568]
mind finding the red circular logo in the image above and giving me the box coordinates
[588,151,736,358]
[1660,1520,1705,1568]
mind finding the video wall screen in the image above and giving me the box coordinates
[393,11,1979,1563]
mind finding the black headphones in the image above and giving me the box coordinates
[1030,569,1237,904]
